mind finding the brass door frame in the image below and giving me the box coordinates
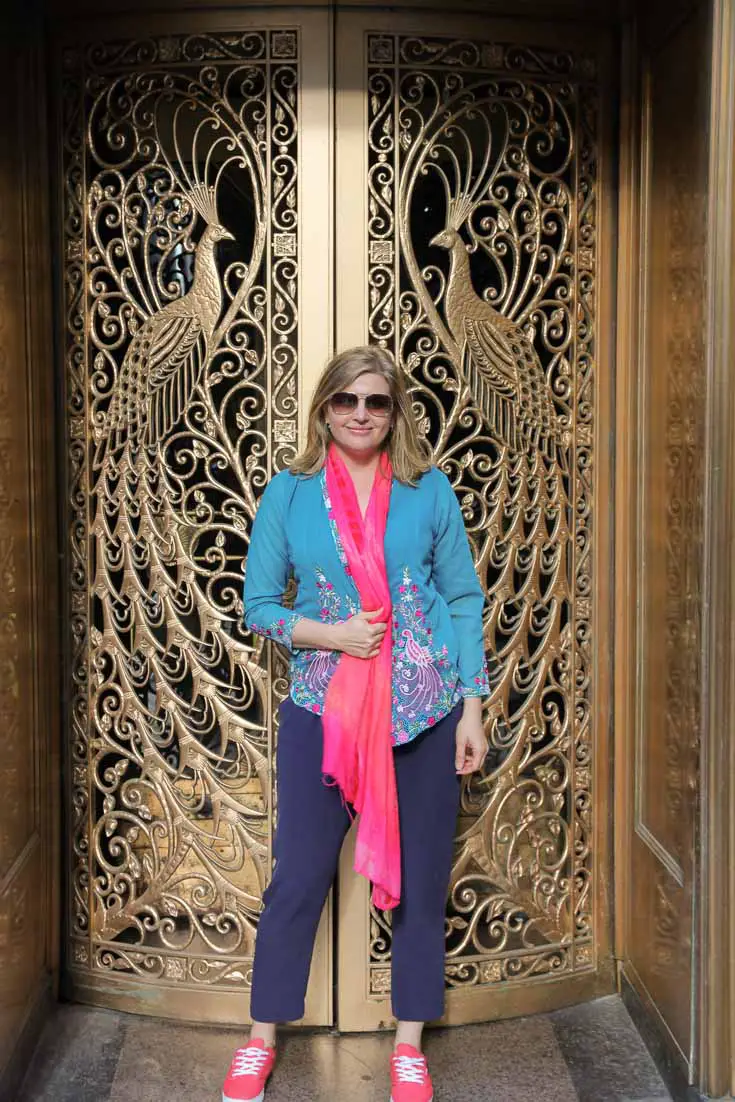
[0,4,60,1093]
[700,3,735,1094]
[335,8,616,1031]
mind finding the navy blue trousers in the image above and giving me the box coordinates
[250,698,461,1023]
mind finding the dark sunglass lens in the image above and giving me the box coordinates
[330,392,358,413]
[365,395,393,415]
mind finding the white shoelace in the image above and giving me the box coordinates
[393,1055,428,1084]
[232,1047,270,1079]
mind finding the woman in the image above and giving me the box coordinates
[223,346,489,1102]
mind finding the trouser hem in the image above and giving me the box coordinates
[391,1003,445,1022]
[249,1009,305,1024]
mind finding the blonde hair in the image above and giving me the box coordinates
[290,346,432,484]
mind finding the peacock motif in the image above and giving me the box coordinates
[68,48,299,971]
[429,196,566,471]
[95,184,233,462]
[87,172,269,943]
[371,44,587,977]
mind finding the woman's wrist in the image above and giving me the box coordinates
[461,694,483,719]
[322,621,345,652]
[291,617,344,652]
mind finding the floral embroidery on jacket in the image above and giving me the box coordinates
[461,666,491,697]
[291,566,357,714]
[320,468,352,576]
[291,648,340,713]
[391,567,459,743]
[316,567,342,622]
[247,609,300,649]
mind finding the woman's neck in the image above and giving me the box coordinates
[331,443,380,482]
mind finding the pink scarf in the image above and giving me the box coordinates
[322,444,401,910]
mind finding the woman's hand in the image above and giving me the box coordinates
[455,697,488,775]
[331,609,387,659]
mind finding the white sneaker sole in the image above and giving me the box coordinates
[223,1092,264,1102]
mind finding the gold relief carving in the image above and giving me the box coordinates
[273,419,296,444]
[370,967,391,994]
[164,956,187,980]
[479,960,502,983]
[369,240,394,266]
[273,232,296,257]
[271,32,297,61]
[73,941,89,964]
[367,34,597,988]
[480,44,504,69]
[62,30,300,989]
[369,37,394,65]
[574,944,593,968]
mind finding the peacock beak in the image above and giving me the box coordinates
[429,231,447,248]
[221,229,235,241]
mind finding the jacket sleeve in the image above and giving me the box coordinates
[431,470,490,697]
[243,474,301,652]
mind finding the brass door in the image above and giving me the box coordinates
[58,9,334,1025]
[58,5,615,1030]
[334,10,615,1030]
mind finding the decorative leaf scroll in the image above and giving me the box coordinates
[63,29,299,987]
[366,34,598,992]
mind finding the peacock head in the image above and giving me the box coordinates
[209,223,234,243]
[186,184,234,243]
[429,227,462,250]
[430,194,476,251]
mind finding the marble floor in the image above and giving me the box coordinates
[18,995,671,1102]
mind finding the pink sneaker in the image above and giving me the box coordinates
[222,1038,276,1102]
[390,1044,434,1102]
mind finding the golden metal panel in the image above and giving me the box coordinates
[618,2,710,1073]
[0,11,59,1090]
[336,10,614,1030]
[58,10,333,1026]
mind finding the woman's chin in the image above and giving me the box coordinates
[333,432,385,455]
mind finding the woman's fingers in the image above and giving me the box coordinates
[455,733,488,774]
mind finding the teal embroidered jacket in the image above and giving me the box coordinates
[243,466,489,745]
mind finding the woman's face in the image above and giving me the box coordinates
[324,371,394,460]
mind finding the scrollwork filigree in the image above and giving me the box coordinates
[366,32,597,993]
[63,29,300,991]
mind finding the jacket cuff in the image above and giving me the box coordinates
[247,609,301,652]
[459,665,490,697]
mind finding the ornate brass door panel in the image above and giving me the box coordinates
[59,10,333,1025]
[335,11,614,1029]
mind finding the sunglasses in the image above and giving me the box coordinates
[328,391,394,418]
